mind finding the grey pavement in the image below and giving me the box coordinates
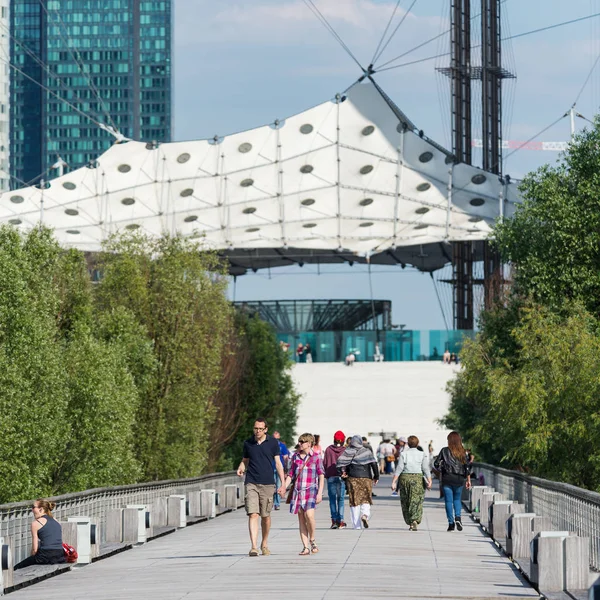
[10,477,538,600]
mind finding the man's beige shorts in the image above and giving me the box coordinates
[245,483,275,517]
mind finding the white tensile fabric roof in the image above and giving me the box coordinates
[0,79,519,273]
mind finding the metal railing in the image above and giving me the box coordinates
[0,471,240,565]
[475,462,600,570]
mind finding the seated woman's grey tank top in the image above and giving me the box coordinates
[37,516,63,550]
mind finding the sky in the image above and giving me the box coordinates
[172,0,600,330]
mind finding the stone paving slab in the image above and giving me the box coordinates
[9,477,539,600]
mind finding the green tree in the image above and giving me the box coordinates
[96,233,233,480]
[494,117,600,315]
[0,226,69,502]
[223,314,300,466]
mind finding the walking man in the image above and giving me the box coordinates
[237,418,286,556]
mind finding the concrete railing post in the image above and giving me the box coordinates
[565,535,590,591]
[224,485,238,510]
[187,491,202,518]
[105,508,124,543]
[506,513,536,558]
[67,517,93,564]
[489,500,513,540]
[125,505,151,544]
[168,495,186,528]
[200,490,216,519]
[60,521,79,556]
[530,531,570,591]
[1,536,13,593]
[482,492,505,529]
[469,486,491,517]
[150,497,168,528]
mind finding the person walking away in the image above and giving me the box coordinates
[391,436,432,531]
[272,430,290,511]
[323,430,347,529]
[376,439,386,474]
[305,343,313,363]
[14,499,66,569]
[285,433,325,555]
[374,342,384,362]
[337,435,379,529]
[434,431,472,531]
[362,436,374,453]
[382,439,396,474]
[237,418,286,556]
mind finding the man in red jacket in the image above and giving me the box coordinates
[323,430,348,529]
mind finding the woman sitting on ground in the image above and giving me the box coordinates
[391,435,432,531]
[14,499,66,570]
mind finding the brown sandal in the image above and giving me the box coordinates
[310,540,319,553]
[299,546,311,555]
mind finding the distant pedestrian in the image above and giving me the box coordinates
[272,430,290,511]
[312,434,323,456]
[337,435,379,529]
[323,430,347,529]
[237,418,286,556]
[434,431,472,531]
[362,436,374,454]
[374,342,384,362]
[14,499,66,570]
[391,435,432,531]
[297,343,307,363]
[305,343,313,363]
[285,433,325,555]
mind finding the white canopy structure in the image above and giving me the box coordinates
[0,79,520,274]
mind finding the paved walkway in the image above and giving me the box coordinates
[11,478,538,600]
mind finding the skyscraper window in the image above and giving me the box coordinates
[10,0,172,187]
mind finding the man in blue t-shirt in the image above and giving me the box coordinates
[272,430,290,510]
[237,418,286,557]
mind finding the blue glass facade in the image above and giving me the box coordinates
[10,0,172,186]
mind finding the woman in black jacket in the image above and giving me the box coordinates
[336,435,379,529]
[434,431,471,531]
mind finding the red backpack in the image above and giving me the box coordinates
[62,542,78,563]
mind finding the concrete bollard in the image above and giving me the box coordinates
[67,517,94,564]
[201,489,216,519]
[151,497,168,528]
[489,500,513,540]
[125,505,151,544]
[224,485,238,510]
[60,521,79,555]
[482,492,505,529]
[506,513,536,558]
[122,508,143,543]
[168,495,187,528]
[565,535,590,591]
[469,486,491,517]
[1,536,13,592]
[188,491,202,517]
[531,516,553,537]
[106,508,124,543]
[530,531,570,591]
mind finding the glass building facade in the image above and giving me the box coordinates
[10,0,172,186]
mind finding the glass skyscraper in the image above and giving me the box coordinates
[10,0,172,187]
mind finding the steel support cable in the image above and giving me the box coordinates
[431,273,450,331]
[0,22,107,126]
[574,52,600,105]
[371,0,404,66]
[302,0,365,71]
[3,58,105,129]
[372,0,418,66]
[496,114,567,173]
[36,0,118,131]
[376,11,600,73]
[375,0,509,71]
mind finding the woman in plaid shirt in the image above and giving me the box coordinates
[285,433,325,555]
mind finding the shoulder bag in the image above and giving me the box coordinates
[286,455,308,504]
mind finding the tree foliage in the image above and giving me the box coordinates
[445,119,600,491]
[0,228,299,503]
